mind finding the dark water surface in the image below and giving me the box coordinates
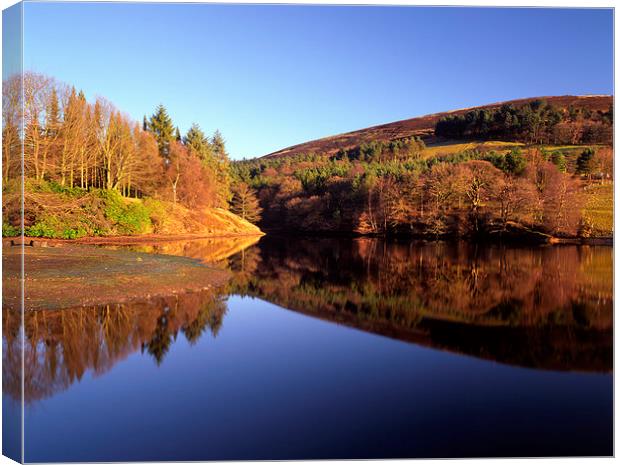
[4,237,613,461]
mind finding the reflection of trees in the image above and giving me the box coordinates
[3,237,612,404]
[3,288,227,403]
[231,237,612,371]
[103,236,261,270]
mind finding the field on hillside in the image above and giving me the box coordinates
[583,183,614,236]
[421,140,524,158]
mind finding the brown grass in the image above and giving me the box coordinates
[262,95,612,159]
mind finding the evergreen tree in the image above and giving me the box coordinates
[142,115,148,132]
[46,88,60,135]
[175,126,181,142]
[551,152,567,172]
[230,182,262,224]
[504,150,527,175]
[211,130,227,161]
[211,129,232,207]
[576,148,595,178]
[184,123,213,162]
[147,104,175,158]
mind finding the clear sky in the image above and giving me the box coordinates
[22,3,613,159]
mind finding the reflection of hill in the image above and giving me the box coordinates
[231,237,612,372]
[3,289,227,404]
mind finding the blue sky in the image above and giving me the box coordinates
[3,3,21,79]
[22,3,613,159]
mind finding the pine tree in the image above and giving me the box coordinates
[230,182,262,224]
[211,130,227,160]
[175,126,181,142]
[504,150,527,175]
[211,129,232,207]
[184,123,213,162]
[46,88,60,135]
[142,115,148,132]
[551,152,567,172]
[147,104,175,158]
[576,148,595,180]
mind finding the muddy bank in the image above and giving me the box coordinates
[3,245,230,311]
[7,232,263,247]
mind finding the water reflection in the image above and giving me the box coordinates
[230,237,612,372]
[98,235,261,268]
[3,289,227,404]
[3,237,613,406]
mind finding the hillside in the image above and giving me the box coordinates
[2,179,262,240]
[262,95,612,159]
[4,72,259,241]
[233,95,613,239]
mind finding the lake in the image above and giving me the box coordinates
[3,236,613,460]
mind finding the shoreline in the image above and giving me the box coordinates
[4,230,612,247]
[3,245,232,311]
[260,229,613,246]
[4,231,265,247]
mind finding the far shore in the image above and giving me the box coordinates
[3,229,612,248]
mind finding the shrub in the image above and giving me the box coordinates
[25,217,87,239]
[47,181,88,197]
[2,222,20,237]
[60,226,88,239]
[24,179,87,197]
[25,217,63,238]
[98,189,152,234]
[118,202,152,234]
[143,198,168,231]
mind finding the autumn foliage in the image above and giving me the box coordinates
[2,72,240,237]
[3,72,231,206]
[233,144,612,238]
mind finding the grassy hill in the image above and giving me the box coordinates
[262,95,612,159]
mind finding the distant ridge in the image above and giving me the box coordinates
[261,95,612,159]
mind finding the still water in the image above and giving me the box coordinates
[3,237,613,460]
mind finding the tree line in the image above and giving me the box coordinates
[2,72,241,212]
[232,144,612,238]
[435,100,613,145]
[3,73,611,236]
[335,136,426,162]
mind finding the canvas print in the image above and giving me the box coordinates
[1,2,614,462]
